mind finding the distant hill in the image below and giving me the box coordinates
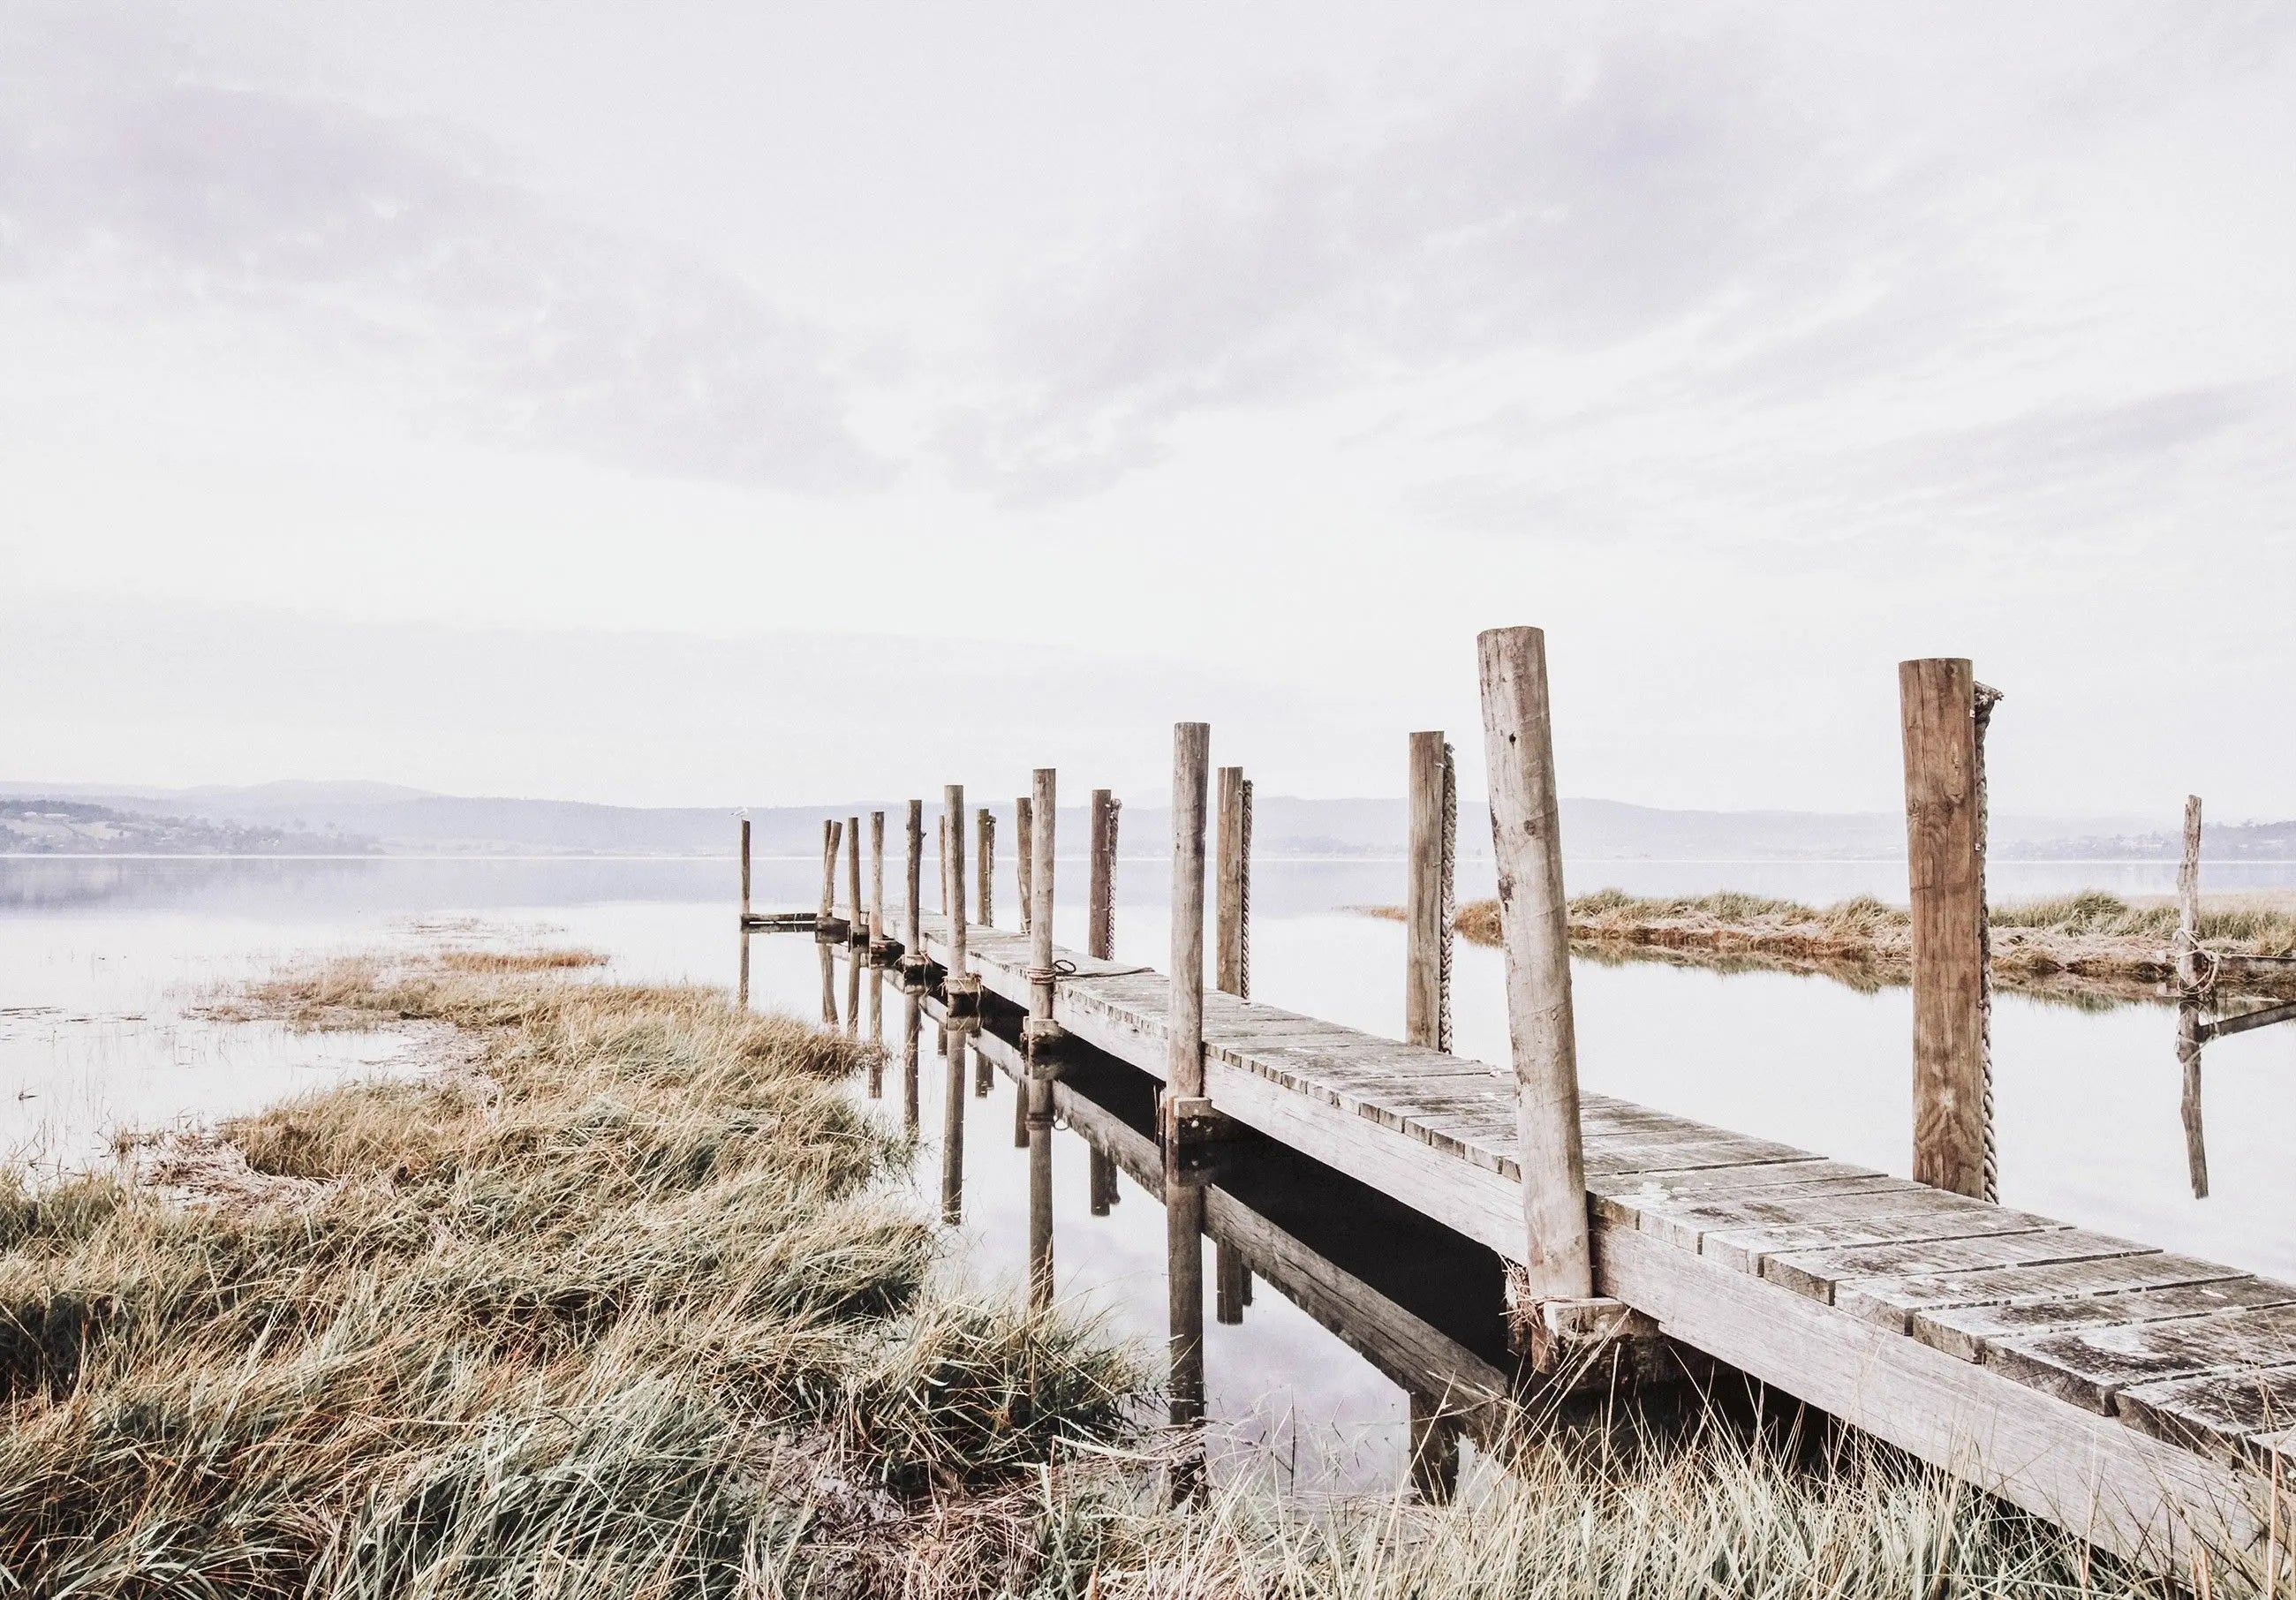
[0,780,2245,861]
[0,797,371,856]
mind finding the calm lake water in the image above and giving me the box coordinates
[5,850,2294,1491]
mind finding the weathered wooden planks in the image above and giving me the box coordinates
[888,912,2290,1566]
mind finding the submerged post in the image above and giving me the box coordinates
[1899,659,1990,1200]
[1016,795,1034,936]
[1164,724,1212,1145]
[978,806,996,928]
[1166,1183,1207,1503]
[1215,766,1250,999]
[1405,732,1455,1052]
[1088,789,1119,960]
[1477,627,1595,1308]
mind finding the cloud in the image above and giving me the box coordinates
[0,3,889,494]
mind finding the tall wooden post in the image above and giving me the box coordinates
[1215,766,1250,999]
[1088,789,1119,960]
[1029,770,1059,1023]
[2177,796,2205,989]
[1477,627,1595,1305]
[737,815,752,1011]
[977,806,996,928]
[846,815,862,934]
[739,817,752,921]
[869,811,886,947]
[1015,796,1034,936]
[1405,732,1455,1052]
[1025,769,1061,1311]
[945,785,968,979]
[819,819,840,925]
[936,815,948,915]
[1900,659,1990,1200]
[1166,724,1212,1137]
[904,801,924,956]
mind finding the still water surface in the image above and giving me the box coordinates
[4,851,2292,1491]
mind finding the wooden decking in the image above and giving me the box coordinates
[903,913,2291,1566]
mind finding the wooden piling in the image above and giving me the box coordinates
[1405,732,1454,1052]
[1899,658,1990,1200]
[819,819,840,924]
[1016,796,1034,936]
[1089,1147,1118,1215]
[1216,766,1250,999]
[1089,789,1119,960]
[978,806,995,928]
[846,814,862,933]
[1477,627,1595,1304]
[904,801,924,958]
[1167,724,1212,1139]
[870,811,886,946]
[2177,795,2204,990]
[1214,1238,1245,1325]
[1029,769,1058,1026]
[945,785,969,979]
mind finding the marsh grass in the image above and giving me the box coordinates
[2,952,2228,1596]
[1,955,1140,1597]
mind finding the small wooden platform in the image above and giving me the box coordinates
[900,916,2290,1566]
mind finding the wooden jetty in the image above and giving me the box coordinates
[742,629,2292,1572]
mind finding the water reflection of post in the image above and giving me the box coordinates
[737,931,751,1013]
[2179,1001,2209,1199]
[941,1034,966,1224]
[901,800,925,1136]
[818,940,838,1028]
[1166,1183,1208,1503]
[1407,1392,1461,1502]
[1089,1148,1120,1215]
[737,817,752,1009]
[1213,1240,1245,1325]
[901,987,920,1136]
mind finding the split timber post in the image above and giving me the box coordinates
[977,806,995,928]
[1216,766,1250,999]
[1899,658,1998,1202]
[1016,796,1034,936]
[1088,789,1120,960]
[2177,796,2209,1199]
[1479,626,1635,1370]
[1025,767,1063,1312]
[1164,723,1213,1147]
[1405,731,1456,1052]
[943,784,979,1030]
[1164,722,1212,1503]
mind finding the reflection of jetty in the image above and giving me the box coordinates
[744,632,2292,1574]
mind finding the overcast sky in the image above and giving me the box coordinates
[3,2,2290,818]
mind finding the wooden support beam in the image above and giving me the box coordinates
[1089,789,1119,961]
[1899,658,1989,1199]
[2201,997,2296,1042]
[977,806,996,929]
[1166,723,1212,1147]
[1477,626,1595,1307]
[1405,731,1451,1052]
[1215,766,1250,999]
